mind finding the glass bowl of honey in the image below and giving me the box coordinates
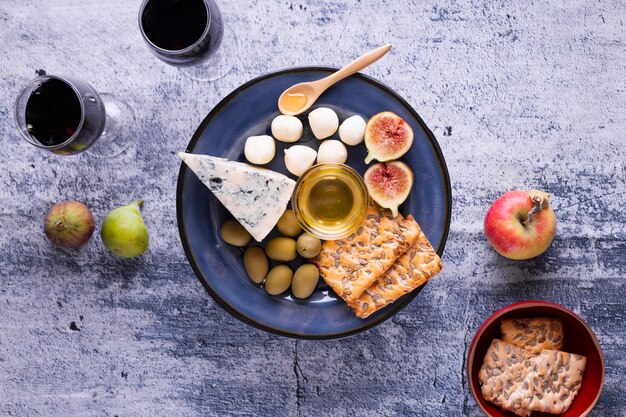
[292,164,369,240]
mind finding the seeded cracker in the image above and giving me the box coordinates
[501,318,564,354]
[349,227,442,318]
[478,339,535,417]
[523,349,587,414]
[312,204,420,304]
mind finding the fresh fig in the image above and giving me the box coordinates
[44,201,95,248]
[364,111,414,163]
[101,199,149,258]
[364,161,414,217]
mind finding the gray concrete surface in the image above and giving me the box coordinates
[1,0,625,416]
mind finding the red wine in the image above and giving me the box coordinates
[142,0,208,51]
[25,79,81,146]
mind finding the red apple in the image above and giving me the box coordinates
[484,190,556,260]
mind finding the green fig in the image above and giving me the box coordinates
[101,199,149,258]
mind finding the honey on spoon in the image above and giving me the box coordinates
[282,93,309,113]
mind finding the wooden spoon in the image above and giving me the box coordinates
[278,43,392,116]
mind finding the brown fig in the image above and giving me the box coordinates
[44,201,95,248]
[364,111,414,164]
[364,161,414,217]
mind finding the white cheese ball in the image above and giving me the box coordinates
[317,140,348,164]
[338,115,366,146]
[284,145,317,177]
[271,115,303,142]
[308,107,339,140]
[244,135,275,165]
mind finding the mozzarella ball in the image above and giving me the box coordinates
[271,115,303,142]
[244,135,275,165]
[338,115,366,146]
[317,140,348,164]
[308,107,339,140]
[284,145,317,177]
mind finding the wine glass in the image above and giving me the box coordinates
[15,74,135,157]
[138,0,237,81]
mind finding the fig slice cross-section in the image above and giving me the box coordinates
[364,161,414,217]
[364,111,414,163]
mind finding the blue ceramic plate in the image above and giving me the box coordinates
[177,67,451,339]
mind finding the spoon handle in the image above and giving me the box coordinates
[321,43,392,88]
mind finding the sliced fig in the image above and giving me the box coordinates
[364,111,414,164]
[364,161,414,217]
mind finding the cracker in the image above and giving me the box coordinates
[312,204,420,304]
[524,349,587,414]
[478,339,535,417]
[348,227,442,319]
[501,318,564,354]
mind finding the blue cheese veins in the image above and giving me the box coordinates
[179,152,296,242]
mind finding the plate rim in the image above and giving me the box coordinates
[176,66,452,339]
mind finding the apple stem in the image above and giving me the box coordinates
[523,197,542,225]
[523,191,550,225]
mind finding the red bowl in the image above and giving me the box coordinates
[467,301,604,417]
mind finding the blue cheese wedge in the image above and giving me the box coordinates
[179,152,296,242]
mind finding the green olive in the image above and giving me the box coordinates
[291,264,320,299]
[276,210,303,237]
[221,220,252,246]
[243,247,269,284]
[296,233,322,258]
[265,237,297,261]
[265,265,293,295]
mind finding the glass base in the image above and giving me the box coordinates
[88,93,136,158]
[179,24,237,82]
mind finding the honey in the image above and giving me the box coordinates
[282,92,308,113]
[308,179,354,222]
[292,164,369,240]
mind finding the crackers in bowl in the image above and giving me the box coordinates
[478,319,587,416]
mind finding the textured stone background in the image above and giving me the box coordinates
[0,0,625,416]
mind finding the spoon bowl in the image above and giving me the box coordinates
[277,83,318,115]
[277,43,392,116]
